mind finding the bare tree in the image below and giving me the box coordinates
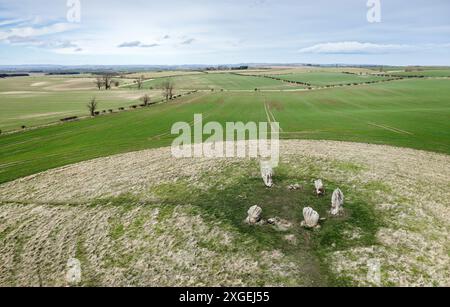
[103,74,112,90]
[94,77,104,90]
[136,75,144,90]
[87,97,98,116]
[161,79,175,101]
[168,82,174,100]
[140,94,151,106]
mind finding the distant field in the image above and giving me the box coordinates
[0,78,449,184]
[0,76,164,131]
[124,70,204,79]
[237,67,377,76]
[268,72,391,86]
[127,73,306,90]
[0,75,100,92]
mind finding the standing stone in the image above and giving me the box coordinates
[330,188,345,216]
[260,160,274,188]
[314,179,325,196]
[246,205,262,225]
[301,207,320,229]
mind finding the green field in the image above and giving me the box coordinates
[1,69,449,288]
[1,78,449,184]
[386,69,450,77]
[128,72,305,90]
[0,71,404,132]
[0,76,166,131]
[269,72,391,86]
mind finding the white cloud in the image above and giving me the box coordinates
[118,41,159,48]
[0,18,27,27]
[7,35,77,48]
[0,20,84,53]
[298,41,413,54]
[0,22,79,41]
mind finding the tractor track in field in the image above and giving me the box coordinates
[368,122,414,135]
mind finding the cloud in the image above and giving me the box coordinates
[0,18,27,27]
[181,38,195,45]
[118,41,141,47]
[140,43,159,48]
[298,41,412,54]
[6,35,79,49]
[118,41,159,48]
[0,20,81,53]
[0,22,79,41]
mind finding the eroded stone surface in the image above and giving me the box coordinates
[330,188,345,216]
[301,207,320,229]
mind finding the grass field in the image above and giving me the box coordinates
[1,140,448,286]
[1,68,449,287]
[0,76,166,131]
[237,67,377,76]
[0,70,411,132]
[0,78,449,184]
[0,75,99,92]
[268,72,391,86]
[127,72,305,90]
[385,69,450,77]
[123,70,204,79]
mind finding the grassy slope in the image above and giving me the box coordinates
[0,73,302,131]
[0,156,385,286]
[127,73,305,90]
[270,72,390,86]
[0,79,449,184]
[0,90,162,131]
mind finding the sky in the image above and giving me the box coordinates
[0,0,449,66]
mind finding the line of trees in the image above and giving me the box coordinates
[88,78,178,117]
[130,76,176,101]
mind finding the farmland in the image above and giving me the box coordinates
[0,75,160,131]
[384,69,450,77]
[0,76,449,184]
[267,72,392,86]
[126,72,305,91]
[0,67,449,287]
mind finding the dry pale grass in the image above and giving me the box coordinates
[0,140,449,286]
[0,202,301,287]
[42,78,98,91]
